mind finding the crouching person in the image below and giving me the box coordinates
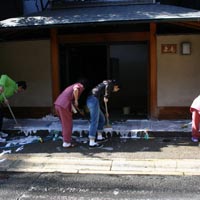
[54,79,88,148]
[86,80,120,149]
[0,74,27,142]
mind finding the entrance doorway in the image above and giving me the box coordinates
[59,44,107,89]
[59,43,148,118]
[59,44,108,108]
[109,43,149,118]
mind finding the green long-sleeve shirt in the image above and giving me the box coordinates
[0,74,18,103]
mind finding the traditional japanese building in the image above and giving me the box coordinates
[0,0,200,119]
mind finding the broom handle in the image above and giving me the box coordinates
[104,101,110,125]
[2,93,18,125]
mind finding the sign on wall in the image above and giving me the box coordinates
[161,44,177,54]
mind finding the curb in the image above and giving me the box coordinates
[1,154,200,176]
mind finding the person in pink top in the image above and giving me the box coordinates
[190,95,200,142]
[54,79,88,148]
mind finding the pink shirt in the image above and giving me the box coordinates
[190,95,200,112]
[54,83,84,109]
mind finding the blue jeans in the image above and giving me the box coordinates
[86,95,105,139]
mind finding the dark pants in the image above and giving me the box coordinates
[0,105,3,131]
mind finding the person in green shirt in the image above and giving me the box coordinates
[0,74,27,141]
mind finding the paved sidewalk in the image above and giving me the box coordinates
[1,134,200,176]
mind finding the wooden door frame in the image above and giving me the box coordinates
[50,27,158,119]
[50,28,60,103]
[149,22,157,119]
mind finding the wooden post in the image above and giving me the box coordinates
[50,28,60,102]
[149,22,158,119]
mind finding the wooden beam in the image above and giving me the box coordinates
[50,28,60,103]
[58,32,149,43]
[157,106,190,119]
[149,22,158,119]
[169,21,200,30]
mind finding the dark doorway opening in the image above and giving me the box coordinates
[59,44,108,108]
[59,44,107,89]
[109,43,149,119]
[59,43,148,119]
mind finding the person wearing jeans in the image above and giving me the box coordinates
[87,95,105,141]
[86,80,120,148]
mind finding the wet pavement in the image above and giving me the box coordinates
[1,118,200,176]
[2,117,192,133]
[0,127,200,176]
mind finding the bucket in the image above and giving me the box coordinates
[123,106,130,115]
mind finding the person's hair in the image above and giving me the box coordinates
[78,78,89,89]
[17,81,27,90]
[111,79,120,88]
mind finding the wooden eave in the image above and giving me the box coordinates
[169,21,200,30]
[58,32,149,43]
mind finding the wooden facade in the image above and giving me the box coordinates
[49,20,200,119]
[50,23,157,119]
[1,2,200,119]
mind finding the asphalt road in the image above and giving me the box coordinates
[0,172,200,200]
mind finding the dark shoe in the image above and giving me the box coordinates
[96,137,108,143]
[89,143,103,149]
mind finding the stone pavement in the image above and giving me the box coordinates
[1,130,200,176]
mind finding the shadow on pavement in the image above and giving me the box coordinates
[0,129,197,159]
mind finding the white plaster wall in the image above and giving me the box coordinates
[0,40,52,107]
[157,35,200,106]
